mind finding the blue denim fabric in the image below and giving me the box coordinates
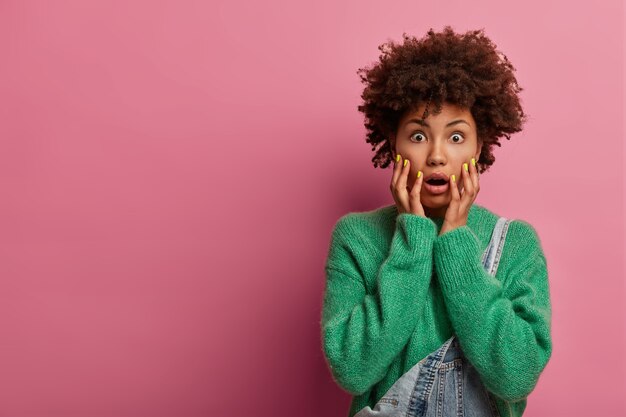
[354,217,512,417]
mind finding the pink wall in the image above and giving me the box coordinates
[0,1,624,416]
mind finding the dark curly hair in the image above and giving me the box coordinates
[356,26,529,173]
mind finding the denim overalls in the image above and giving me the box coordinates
[354,217,512,417]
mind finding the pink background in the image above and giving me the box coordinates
[0,1,624,416]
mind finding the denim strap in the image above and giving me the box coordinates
[481,217,513,277]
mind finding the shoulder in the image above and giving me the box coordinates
[467,203,501,246]
[330,204,397,238]
[504,218,544,251]
[469,204,542,248]
[504,218,546,269]
[497,216,548,286]
[326,204,397,269]
[475,203,545,260]
[469,205,546,274]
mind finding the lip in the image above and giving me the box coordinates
[423,172,450,195]
[423,181,449,195]
[424,172,450,182]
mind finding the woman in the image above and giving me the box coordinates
[320,26,552,417]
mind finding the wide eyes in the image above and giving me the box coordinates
[410,132,465,144]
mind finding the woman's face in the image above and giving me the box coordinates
[393,102,483,218]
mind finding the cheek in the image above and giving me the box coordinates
[397,151,425,166]
[451,151,473,168]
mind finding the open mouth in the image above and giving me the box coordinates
[425,178,448,186]
[423,176,450,195]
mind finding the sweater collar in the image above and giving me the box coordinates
[429,204,479,233]
[386,203,496,256]
[389,203,483,234]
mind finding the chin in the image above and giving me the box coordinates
[422,196,451,207]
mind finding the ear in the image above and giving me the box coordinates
[474,137,483,161]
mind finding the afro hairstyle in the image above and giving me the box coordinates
[356,26,529,173]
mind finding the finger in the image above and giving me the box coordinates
[460,162,474,209]
[397,157,409,189]
[449,173,461,205]
[397,157,411,209]
[409,169,423,208]
[470,158,479,190]
[391,154,402,187]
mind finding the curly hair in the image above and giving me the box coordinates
[356,26,529,173]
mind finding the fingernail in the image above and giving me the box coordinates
[463,163,469,172]
[471,158,476,166]
[417,171,421,178]
[403,159,408,167]
[451,174,456,182]
[396,154,401,162]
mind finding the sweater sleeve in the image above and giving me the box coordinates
[321,213,437,395]
[432,220,552,402]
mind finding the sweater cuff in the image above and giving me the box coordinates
[433,225,484,292]
[388,213,437,264]
[396,213,437,242]
[396,213,437,238]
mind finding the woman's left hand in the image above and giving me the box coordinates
[439,159,480,236]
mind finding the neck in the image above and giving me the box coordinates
[424,205,447,219]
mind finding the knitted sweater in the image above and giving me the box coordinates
[320,203,552,417]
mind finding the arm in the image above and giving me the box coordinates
[433,220,553,402]
[321,212,437,395]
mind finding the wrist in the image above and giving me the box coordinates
[439,221,465,236]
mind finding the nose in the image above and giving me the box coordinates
[426,142,446,166]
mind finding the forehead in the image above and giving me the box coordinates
[401,102,474,126]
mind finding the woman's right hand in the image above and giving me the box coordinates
[391,154,425,217]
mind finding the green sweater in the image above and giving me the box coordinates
[321,203,552,417]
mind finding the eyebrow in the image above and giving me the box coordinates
[406,118,470,128]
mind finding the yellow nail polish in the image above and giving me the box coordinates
[396,154,401,162]
[417,171,421,178]
[451,174,456,182]
[463,163,468,172]
[403,159,408,167]
[471,158,476,166]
